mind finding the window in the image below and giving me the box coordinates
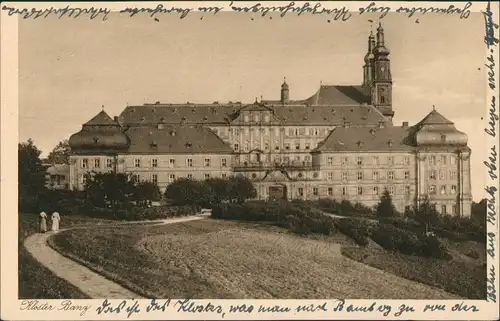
[309,128,314,135]
[204,173,210,179]
[295,142,300,150]
[452,205,457,215]
[106,159,113,168]
[299,128,305,135]
[441,205,447,215]
[187,159,193,167]
[357,187,363,195]
[430,170,436,179]
[328,187,333,196]
[357,171,363,180]
[430,156,436,165]
[221,158,227,167]
[152,174,158,183]
[451,156,457,165]
[387,156,394,165]
[254,114,259,122]
[388,186,394,195]
[439,170,446,180]
[152,159,158,168]
[372,156,379,165]
[388,171,394,180]
[342,172,348,181]
[169,174,176,182]
[204,158,211,167]
[234,144,239,151]
[404,156,410,165]
[275,141,280,150]
[304,156,310,162]
[314,129,319,136]
[440,155,447,165]
[187,173,193,179]
[244,141,249,151]
[284,143,290,150]
[405,206,411,214]
[298,188,304,197]
[429,185,436,195]
[440,185,446,195]
[289,128,294,136]
[274,155,280,162]
[356,156,363,165]
[244,115,249,122]
[133,174,140,183]
[404,186,410,195]
[373,186,379,195]
[328,172,333,180]
[283,156,290,163]
[264,142,269,150]
[222,173,227,178]
[341,157,349,166]
[134,159,140,168]
[373,171,379,180]
[305,143,310,150]
[94,158,100,168]
[81,159,88,168]
[169,159,175,168]
[313,188,318,196]
[451,185,457,194]
[82,175,87,184]
[450,171,457,180]
[295,128,299,136]
[342,187,347,196]
[327,157,334,166]
[404,171,410,180]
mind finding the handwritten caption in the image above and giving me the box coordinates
[482,0,499,305]
[2,1,473,22]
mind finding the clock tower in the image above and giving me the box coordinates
[371,22,394,122]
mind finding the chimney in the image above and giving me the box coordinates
[402,121,409,128]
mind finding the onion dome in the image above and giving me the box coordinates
[364,31,376,63]
[414,108,468,146]
[373,23,390,56]
[281,78,289,90]
[69,110,129,153]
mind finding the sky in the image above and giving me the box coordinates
[18,10,487,201]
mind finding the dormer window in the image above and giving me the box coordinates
[185,142,192,148]
[203,116,208,121]
[181,117,186,123]
[140,116,146,122]
[170,130,176,136]
[93,137,99,144]
[388,140,393,147]
[191,108,196,113]
[357,141,364,148]
[323,116,328,120]
[151,140,157,148]
[441,134,446,141]
[369,129,376,135]
[160,116,166,122]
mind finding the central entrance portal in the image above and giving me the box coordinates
[269,185,287,200]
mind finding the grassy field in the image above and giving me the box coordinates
[19,212,114,299]
[341,241,486,299]
[50,218,457,299]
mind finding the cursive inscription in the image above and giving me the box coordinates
[359,1,471,19]
[146,299,171,312]
[58,300,91,316]
[485,97,498,137]
[120,4,192,19]
[483,1,500,49]
[20,300,55,311]
[485,185,497,226]
[1,5,109,20]
[487,264,497,303]
[484,145,498,179]
[487,232,496,259]
[95,299,140,319]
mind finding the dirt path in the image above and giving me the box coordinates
[23,215,209,299]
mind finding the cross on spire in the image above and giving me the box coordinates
[433,104,436,111]
[101,105,104,111]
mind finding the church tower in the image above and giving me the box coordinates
[363,31,376,87]
[281,78,289,104]
[371,23,394,121]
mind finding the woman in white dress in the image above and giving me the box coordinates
[51,212,61,232]
[39,211,47,233]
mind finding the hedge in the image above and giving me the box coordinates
[334,218,371,246]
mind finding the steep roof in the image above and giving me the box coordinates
[417,110,454,126]
[125,125,233,154]
[118,104,390,126]
[262,85,371,106]
[315,126,414,152]
[84,110,119,126]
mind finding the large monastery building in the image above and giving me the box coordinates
[68,24,472,216]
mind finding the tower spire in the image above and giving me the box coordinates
[281,77,289,105]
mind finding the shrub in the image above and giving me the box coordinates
[334,218,370,246]
[466,250,480,260]
[419,235,450,260]
[378,217,422,234]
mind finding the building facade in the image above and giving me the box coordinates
[68,24,472,216]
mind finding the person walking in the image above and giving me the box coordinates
[39,211,47,233]
[51,212,61,232]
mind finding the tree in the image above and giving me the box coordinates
[227,175,257,204]
[471,199,487,226]
[84,172,135,207]
[47,139,71,164]
[18,139,48,211]
[134,181,161,205]
[165,178,211,206]
[205,177,230,203]
[375,189,397,218]
[414,196,440,234]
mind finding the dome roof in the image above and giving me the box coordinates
[69,110,129,152]
[373,45,390,56]
[364,52,375,63]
